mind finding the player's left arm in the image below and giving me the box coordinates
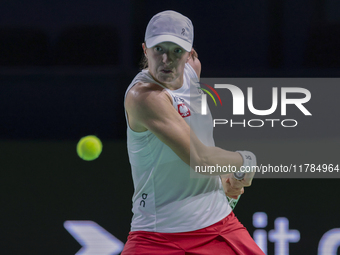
[188,48,256,200]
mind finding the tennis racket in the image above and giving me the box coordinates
[227,195,241,210]
[227,172,245,209]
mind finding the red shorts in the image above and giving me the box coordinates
[121,212,264,255]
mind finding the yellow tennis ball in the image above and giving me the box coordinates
[76,135,102,161]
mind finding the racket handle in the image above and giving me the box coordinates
[227,195,241,210]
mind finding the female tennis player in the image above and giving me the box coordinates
[122,10,264,255]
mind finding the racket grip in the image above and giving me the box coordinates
[227,195,241,210]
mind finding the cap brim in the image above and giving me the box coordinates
[146,35,192,52]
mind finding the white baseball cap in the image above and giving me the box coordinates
[145,10,194,52]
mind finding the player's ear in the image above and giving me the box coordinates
[190,48,198,60]
[186,50,192,63]
[186,48,196,63]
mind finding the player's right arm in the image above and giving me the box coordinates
[125,82,252,186]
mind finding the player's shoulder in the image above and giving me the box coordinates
[125,82,171,110]
[127,82,167,101]
[129,81,163,94]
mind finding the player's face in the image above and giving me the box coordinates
[143,42,190,87]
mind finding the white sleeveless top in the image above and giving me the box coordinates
[124,63,231,233]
